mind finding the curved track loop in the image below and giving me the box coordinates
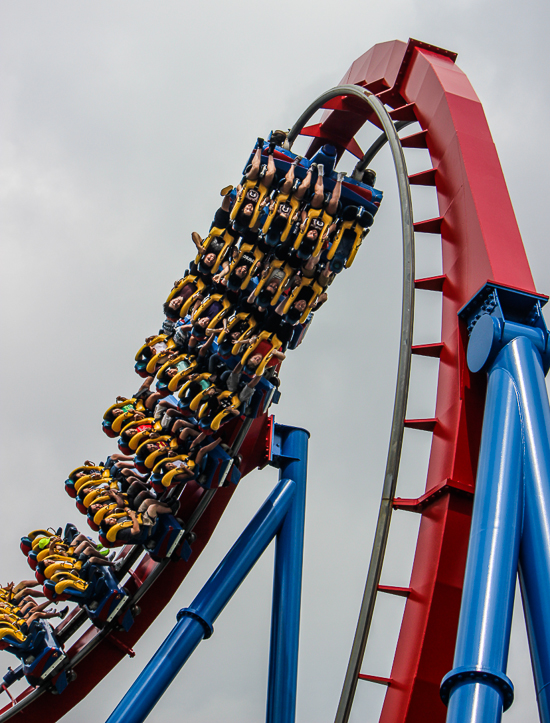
[285,85,418,723]
[303,39,537,723]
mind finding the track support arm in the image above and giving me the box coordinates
[106,425,309,723]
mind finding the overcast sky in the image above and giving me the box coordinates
[2,2,550,722]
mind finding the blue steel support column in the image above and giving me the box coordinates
[444,284,550,723]
[267,425,309,723]
[502,336,550,723]
[441,361,523,723]
[106,477,296,723]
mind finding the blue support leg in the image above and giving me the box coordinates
[106,477,297,723]
[503,336,550,723]
[442,361,523,723]
[267,425,309,723]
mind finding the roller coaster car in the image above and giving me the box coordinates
[134,335,174,377]
[146,344,177,376]
[20,530,53,557]
[281,278,324,325]
[144,515,193,563]
[228,244,264,291]
[25,535,71,572]
[96,510,191,563]
[135,334,169,357]
[80,487,113,513]
[191,293,233,330]
[89,502,123,533]
[0,620,69,693]
[95,509,130,543]
[117,417,155,454]
[154,353,194,394]
[73,473,113,505]
[338,173,382,215]
[150,457,193,494]
[195,444,241,490]
[102,398,146,438]
[193,228,236,275]
[327,205,373,273]
[238,332,283,377]
[165,361,197,394]
[251,136,382,217]
[261,190,301,246]
[30,532,61,551]
[292,208,333,260]
[247,376,280,420]
[35,542,68,565]
[134,437,171,473]
[42,571,86,603]
[45,565,134,631]
[177,374,212,411]
[252,260,294,307]
[76,474,115,499]
[64,465,105,498]
[42,556,83,582]
[208,391,243,432]
[216,313,257,346]
[166,274,207,318]
[187,381,219,414]
[82,566,133,631]
[230,177,271,231]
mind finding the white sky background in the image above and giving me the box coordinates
[1,1,549,722]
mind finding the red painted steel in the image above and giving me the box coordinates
[411,343,444,358]
[378,586,411,599]
[413,217,443,234]
[358,674,392,685]
[305,38,536,722]
[403,418,438,432]
[414,275,446,292]
[408,168,436,186]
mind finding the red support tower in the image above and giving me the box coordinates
[310,39,538,723]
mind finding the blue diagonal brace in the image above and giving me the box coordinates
[106,476,297,723]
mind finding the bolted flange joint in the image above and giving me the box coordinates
[176,608,214,639]
[440,666,514,711]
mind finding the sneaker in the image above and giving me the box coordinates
[59,606,69,620]
[363,169,376,186]
[270,130,287,145]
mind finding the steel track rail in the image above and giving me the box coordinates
[285,84,416,723]
[352,120,415,178]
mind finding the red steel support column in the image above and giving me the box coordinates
[312,39,537,723]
